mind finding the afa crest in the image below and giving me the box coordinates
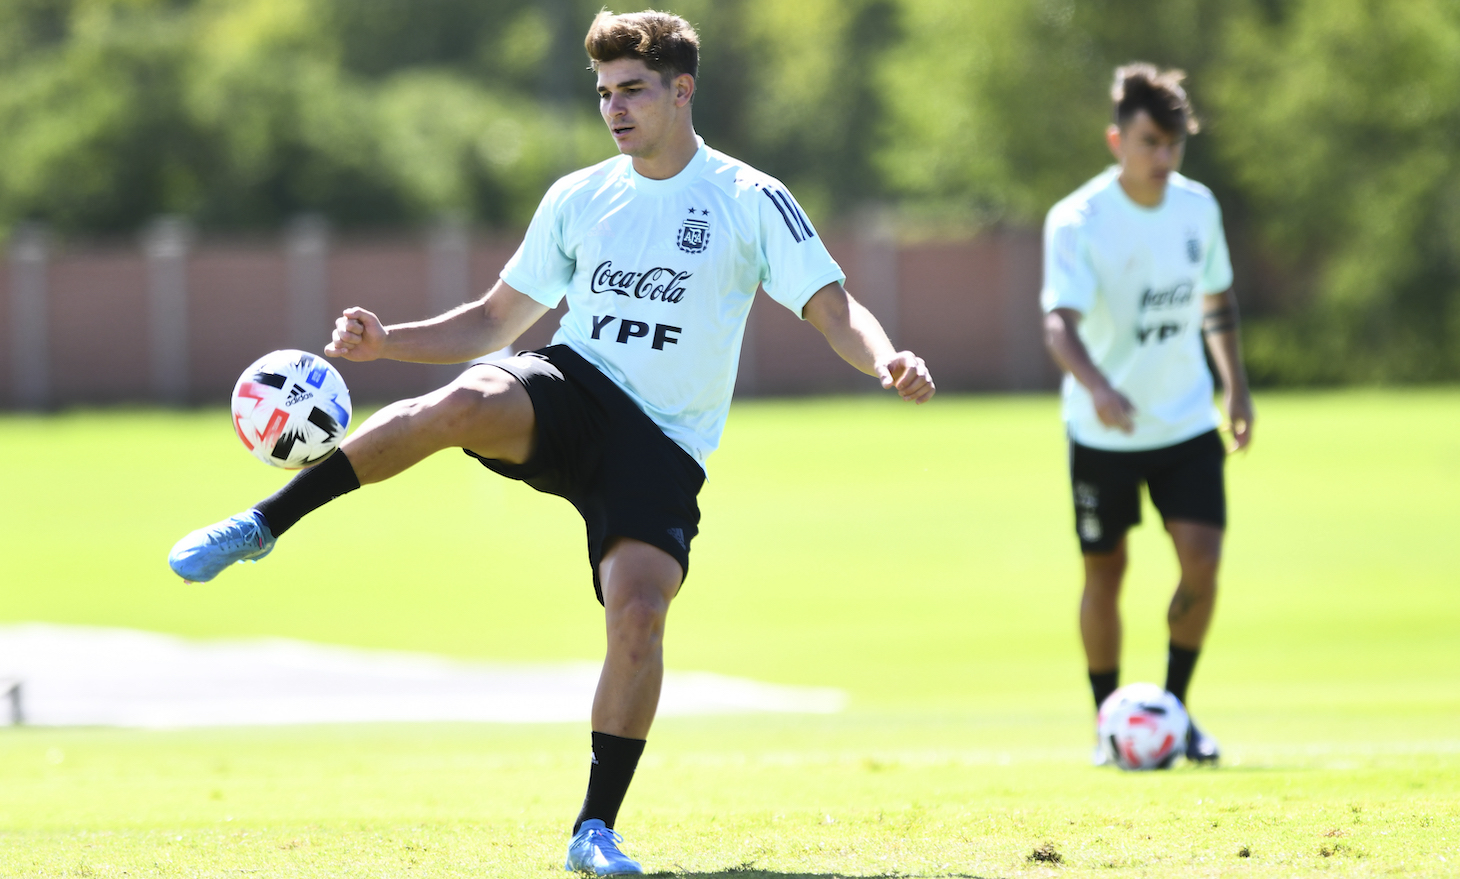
[1185,227,1201,264]
[677,210,710,254]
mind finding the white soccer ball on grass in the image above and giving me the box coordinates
[1097,682,1189,770]
[230,349,352,469]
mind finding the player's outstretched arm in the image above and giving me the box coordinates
[325,280,549,365]
[1043,307,1136,433]
[1202,289,1255,451]
[802,282,935,403]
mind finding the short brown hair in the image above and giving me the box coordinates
[584,10,699,84]
[1112,63,1199,135]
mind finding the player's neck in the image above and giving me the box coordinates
[1116,171,1167,209]
[630,125,700,181]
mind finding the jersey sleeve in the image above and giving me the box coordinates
[500,182,575,308]
[1199,202,1234,294]
[1039,204,1097,315]
[755,183,846,318]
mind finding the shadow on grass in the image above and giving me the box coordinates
[650,872,999,879]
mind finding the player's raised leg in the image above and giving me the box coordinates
[167,365,534,583]
[341,364,535,485]
[566,538,681,876]
[1164,519,1224,762]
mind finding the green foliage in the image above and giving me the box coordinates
[1212,0,1460,382]
[0,0,613,233]
[877,0,1460,382]
[709,0,902,218]
[0,0,912,232]
[0,1,199,232]
[876,0,1232,224]
[3,0,1460,380]
[877,0,1100,222]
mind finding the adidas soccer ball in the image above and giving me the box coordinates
[1097,682,1189,771]
[231,349,352,469]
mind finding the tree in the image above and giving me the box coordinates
[876,0,1233,226]
[1211,0,1460,381]
[0,0,613,235]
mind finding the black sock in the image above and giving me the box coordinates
[1089,668,1119,711]
[573,731,646,834]
[253,450,360,537]
[1165,642,1200,706]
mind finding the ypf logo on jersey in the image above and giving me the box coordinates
[677,207,711,254]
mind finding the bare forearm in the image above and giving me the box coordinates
[1204,330,1248,393]
[803,284,896,375]
[1202,291,1249,393]
[1045,307,1135,431]
[376,281,545,365]
[801,283,934,402]
[828,296,897,376]
[379,300,505,364]
[1044,309,1112,393]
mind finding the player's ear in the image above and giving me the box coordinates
[674,73,694,107]
[1105,124,1123,161]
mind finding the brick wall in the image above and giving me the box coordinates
[0,225,1057,409]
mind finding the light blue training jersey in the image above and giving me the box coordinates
[1041,167,1234,451]
[501,137,845,467]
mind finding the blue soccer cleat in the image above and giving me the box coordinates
[565,819,643,876]
[168,510,275,583]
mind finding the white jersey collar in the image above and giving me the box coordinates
[628,136,709,195]
[1106,165,1170,216]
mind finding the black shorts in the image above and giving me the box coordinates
[1068,430,1226,554]
[465,345,705,604]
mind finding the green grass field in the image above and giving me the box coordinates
[1,391,1457,877]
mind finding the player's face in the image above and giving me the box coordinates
[596,57,693,159]
[1107,110,1186,196]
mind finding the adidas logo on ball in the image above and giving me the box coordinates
[231,350,352,470]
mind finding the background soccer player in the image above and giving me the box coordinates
[169,9,934,875]
[1040,63,1253,765]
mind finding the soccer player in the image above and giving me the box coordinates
[169,10,934,875]
[1040,63,1253,766]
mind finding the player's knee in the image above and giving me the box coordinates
[428,375,517,434]
[432,384,485,426]
[607,589,669,644]
[605,572,671,618]
[1084,547,1127,590]
[1180,545,1221,585]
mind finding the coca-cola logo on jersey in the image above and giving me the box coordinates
[1138,282,1194,311]
[590,261,690,303]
